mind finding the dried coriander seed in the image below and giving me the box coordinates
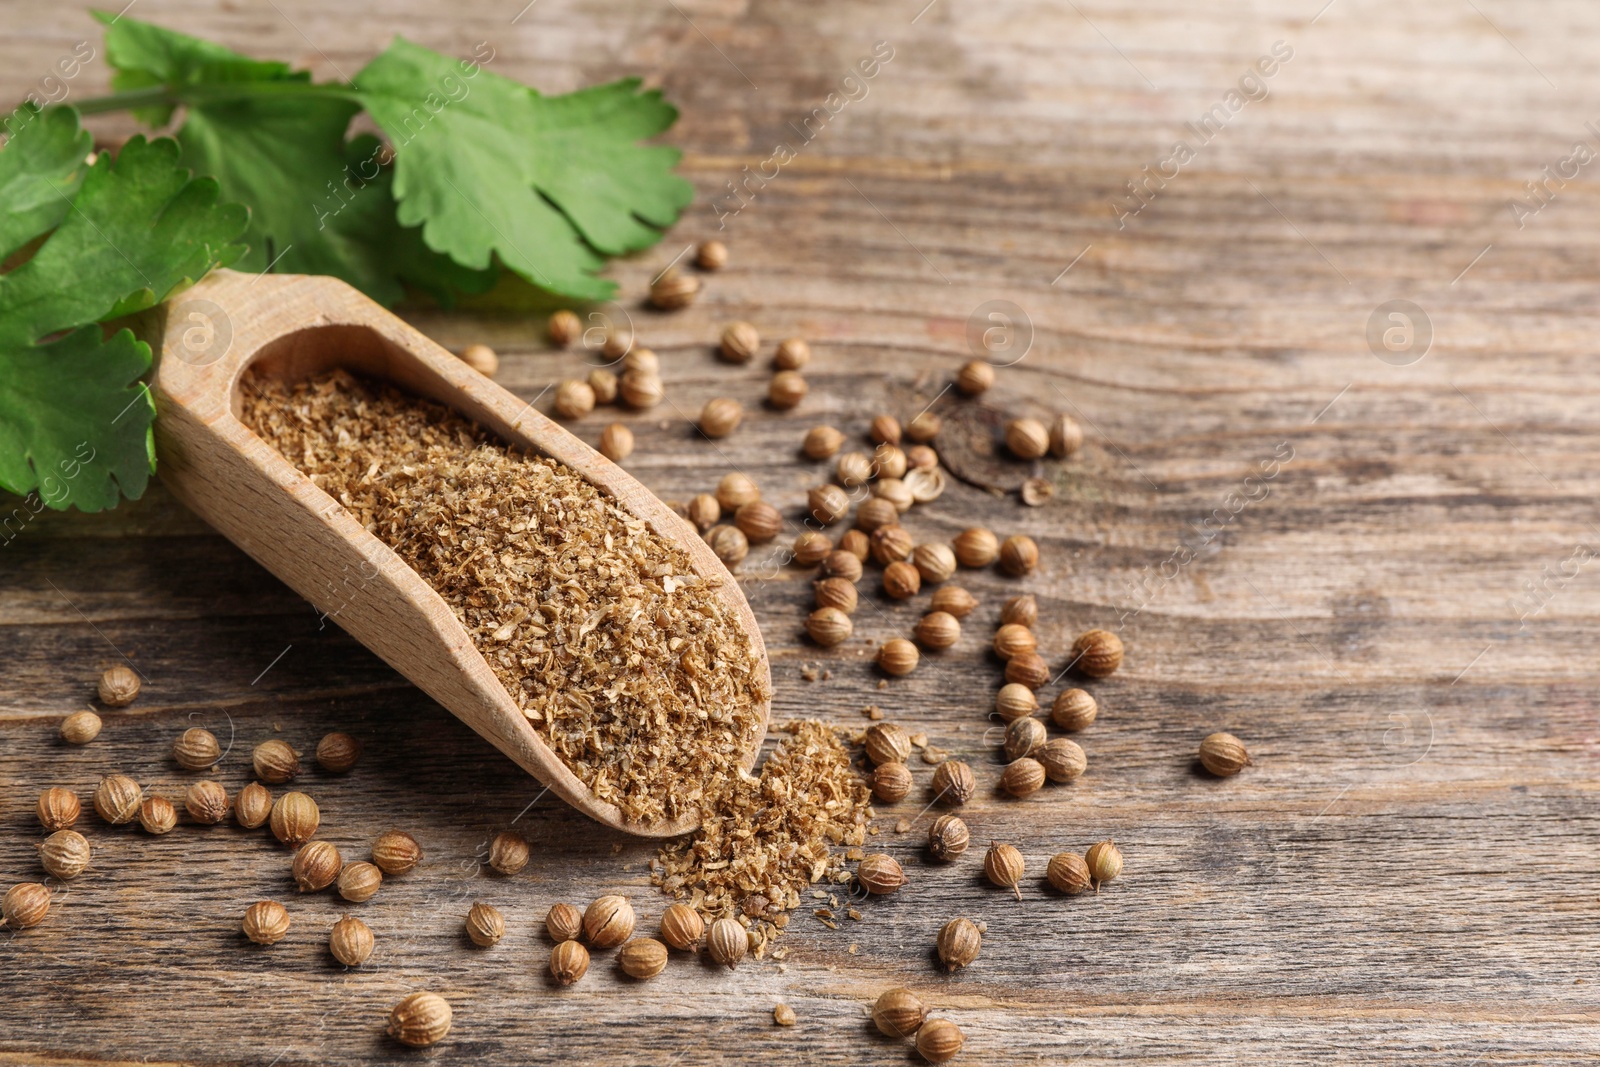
[1038,738,1087,783]
[869,525,915,566]
[883,561,922,600]
[952,527,998,568]
[253,739,300,784]
[717,471,761,511]
[872,762,913,803]
[1005,418,1049,459]
[807,607,854,647]
[878,638,920,676]
[38,830,91,880]
[1050,413,1083,457]
[584,895,635,948]
[1005,652,1050,690]
[773,1004,797,1027]
[720,321,760,363]
[1021,477,1054,506]
[906,444,939,470]
[995,683,1039,722]
[60,710,101,745]
[836,450,874,488]
[837,528,871,561]
[905,412,941,442]
[856,496,898,533]
[774,337,810,369]
[1199,732,1252,777]
[687,493,721,531]
[814,577,859,614]
[912,543,957,584]
[330,915,375,966]
[185,780,229,825]
[598,422,635,462]
[803,425,844,459]
[372,830,421,874]
[242,900,290,945]
[2,883,51,929]
[914,611,961,650]
[707,917,748,968]
[1047,852,1092,895]
[930,585,978,619]
[659,903,705,950]
[937,917,981,971]
[97,665,140,707]
[874,443,909,480]
[1073,628,1123,677]
[865,722,913,765]
[1000,757,1047,797]
[458,343,498,377]
[932,760,976,805]
[619,369,664,408]
[488,831,530,874]
[1002,717,1047,762]
[1086,839,1123,888]
[235,781,273,829]
[338,861,384,903]
[956,360,994,395]
[872,988,927,1038]
[984,842,1025,900]
[550,939,591,985]
[139,795,177,835]
[874,476,915,514]
[312,731,361,773]
[696,239,728,270]
[1000,594,1038,628]
[857,853,906,895]
[707,525,749,567]
[992,623,1037,661]
[793,531,833,567]
[808,484,850,525]
[649,268,700,309]
[618,937,669,979]
[172,727,221,771]
[917,1019,964,1064]
[622,347,659,375]
[94,774,142,825]
[270,792,320,847]
[927,814,969,861]
[466,901,506,947]
[548,309,581,346]
[1051,688,1098,730]
[37,787,80,831]
[547,902,584,943]
[700,397,744,438]
[554,379,596,420]
[735,501,783,543]
[388,992,452,1047]
[293,840,343,892]
[999,534,1039,576]
[769,371,808,410]
[588,367,619,405]
[870,414,902,445]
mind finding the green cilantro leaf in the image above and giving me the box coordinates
[0,134,248,511]
[0,104,92,261]
[356,38,694,301]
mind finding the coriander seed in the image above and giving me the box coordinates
[185,780,229,825]
[717,471,761,511]
[984,842,1025,900]
[172,727,221,771]
[774,337,810,369]
[1005,418,1049,459]
[550,939,591,985]
[235,781,273,829]
[878,638,920,676]
[338,861,383,902]
[270,792,320,847]
[905,411,941,442]
[1050,413,1083,456]
[928,814,970,861]
[696,239,728,270]
[937,917,981,971]
[855,496,899,533]
[1005,651,1050,690]
[952,527,999,568]
[314,731,361,773]
[547,902,584,943]
[466,901,506,947]
[874,443,909,480]
[1051,688,1098,731]
[1021,477,1054,506]
[932,760,976,805]
[912,543,957,584]
[1047,852,1092,895]
[818,549,863,583]
[1086,839,1123,888]
[293,840,343,892]
[1,883,50,929]
[588,367,619,405]
[815,577,859,614]
[1000,594,1037,628]
[554,379,596,420]
[872,761,913,803]
[60,710,101,745]
[793,531,833,567]
[883,560,922,600]
[687,493,721,531]
[808,484,849,525]
[372,830,421,874]
[1000,757,1047,797]
[599,423,635,462]
[93,774,141,825]
[584,894,635,948]
[874,474,915,512]
[836,450,874,488]
[458,343,497,377]
[139,795,177,835]
[1199,732,1252,777]
[769,371,808,410]
[659,903,705,950]
[488,830,530,874]
[548,309,581,346]
[618,937,669,979]
[865,722,913,765]
[707,917,748,968]
[649,268,700,309]
[870,525,915,566]
[97,665,140,707]
[242,900,290,945]
[619,369,664,408]
[1002,717,1047,761]
[857,853,906,895]
[995,683,1039,722]
[803,425,844,459]
[999,534,1039,576]
[388,992,452,1047]
[700,397,743,438]
[37,787,80,832]
[38,830,91,880]
[914,611,961,650]
[622,347,659,375]
[253,739,300,784]
[956,360,994,395]
[930,586,978,619]
[773,1004,797,1027]
[917,1019,964,1064]
[838,528,871,560]
[992,623,1037,661]
[330,915,375,966]
[707,525,750,566]
[735,501,782,543]
[720,321,760,363]
[1039,738,1087,783]
[870,414,902,445]
[872,988,927,1038]
[906,444,939,470]
[1073,629,1124,677]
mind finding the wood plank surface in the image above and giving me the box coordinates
[4,0,1600,1063]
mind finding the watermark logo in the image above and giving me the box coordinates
[167,298,233,367]
[1365,299,1431,366]
[966,299,1032,367]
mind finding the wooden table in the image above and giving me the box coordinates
[3,1,1598,1063]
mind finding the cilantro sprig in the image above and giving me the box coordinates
[0,14,694,512]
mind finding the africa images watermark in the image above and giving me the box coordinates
[1112,40,1294,229]
[710,40,896,229]
[1508,538,1599,632]
[2,442,97,547]
[1507,122,1600,230]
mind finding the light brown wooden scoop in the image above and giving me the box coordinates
[148,268,771,838]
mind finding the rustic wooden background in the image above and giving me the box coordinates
[4,0,1600,1063]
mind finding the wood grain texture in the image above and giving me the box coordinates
[4,0,1600,1063]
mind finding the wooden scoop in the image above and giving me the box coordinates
[147,268,771,838]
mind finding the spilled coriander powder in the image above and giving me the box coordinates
[240,369,768,826]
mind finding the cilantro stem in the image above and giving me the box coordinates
[73,82,361,116]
